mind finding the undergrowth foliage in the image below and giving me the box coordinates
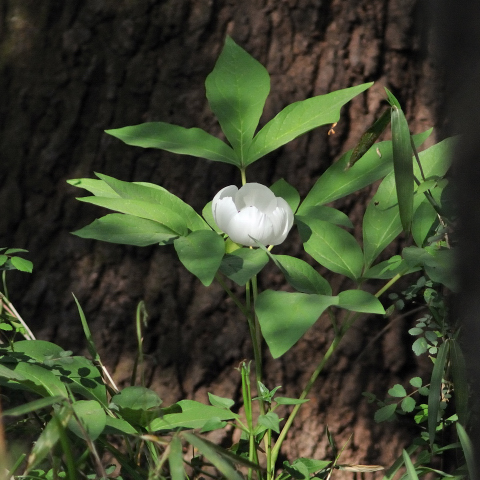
[0,37,475,480]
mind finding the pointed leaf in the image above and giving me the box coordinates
[73,213,178,246]
[271,254,332,295]
[391,105,414,232]
[205,36,270,165]
[150,400,238,431]
[169,436,186,480]
[105,122,238,165]
[374,404,397,423]
[258,412,280,433]
[456,423,478,480]
[247,83,373,165]
[428,341,449,448]
[297,218,363,281]
[182,432,244,480]
[296,206,353,229]
[77,196,188,236]
[174,230,224,286]
[10,256,33,273]
[208,393,234,409]
[337,290,385,314]
[299,130,431,212]
[96,173,209,232]
[67,178,119,197]
[256,290,338,358]
[412,200,438,247]
[402,449,420,480]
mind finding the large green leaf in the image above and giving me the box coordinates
[256,290,338,358]
[362,136,455,269]
[68,400,106,441]
[297,218,363,281]
[247,83,373,165]
[67,178,119,197]
[205,36,270,165]
[411,200,438,247]
[111,386,163,427]
[150,399,238,431]
[298,130,432,213]
[169,436,186,480]
[390,104,414,232]
[97,174,208,232]
[219,248,269,285]
[105,122,238,165]
[270,254,332,295]
[77,196,188,236]
[337,290,385,314]
[174,230,225,286]
[73,213,178,246]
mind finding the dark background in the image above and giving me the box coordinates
[2,0,474,470]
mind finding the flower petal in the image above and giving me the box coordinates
[212,186,239,232]
[226,206,275,246]
[235,183,277,214]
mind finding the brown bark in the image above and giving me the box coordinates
[0,0,442,470]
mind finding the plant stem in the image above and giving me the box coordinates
[241,168,247,186]
[270,334,342,471]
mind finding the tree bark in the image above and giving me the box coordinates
[1,0,442,469]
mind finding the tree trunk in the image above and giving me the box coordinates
[1,0,441,469]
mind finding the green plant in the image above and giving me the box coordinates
[0,36,473,480]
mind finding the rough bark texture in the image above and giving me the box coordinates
[1,0,442,470]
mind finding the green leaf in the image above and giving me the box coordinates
[456,423,478,480]
[77,196,188,236]
[401,397,416,413]
[412,200,438,247]
[270,178,301,213]
[388,384,407,397]
[385,88,402,109]
[410,377,422,388]
[68,400,106,441]
[412,337,429,356]
[363,256,420,280]
[111,386,163,427]
[256,290,338,358]
[296,206,353,229]
[202,201,222,233]
[103,416,137,435]
[181,432,244,480]
[3,396,65,417]
[428,341,449,448]
[297,218,363,281]
[200,417,228,433]
[67,178,119,197]
[72,294,99,363]
[337,290,385,314]
[298,130,432,212]
[270,254,332,295]
[105,122,238,165]
[219,248,269,285]
[10,256,33,273]
[0,254,7,267]
[450,340,469,426]
[374,404,397,423]
[174,230,225,286]
[362,136,452,268]
[208,393,234,410]
[73,213,178,246]
[258,412,280,433]
[274,397,310,406]
[247,83,372,166]
[97,173,209,233]
[391,105,414,232]
[25,406,71,474]
[150,400,238,431]
[205,36,270,166]
[347,109,391,169]
[402,449,420,480]
[53,355,108,407]
[169,436,186,480]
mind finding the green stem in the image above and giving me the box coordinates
[241,168,247,186]
[270,334,342,471]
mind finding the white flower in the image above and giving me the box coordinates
[212,183,294,247]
